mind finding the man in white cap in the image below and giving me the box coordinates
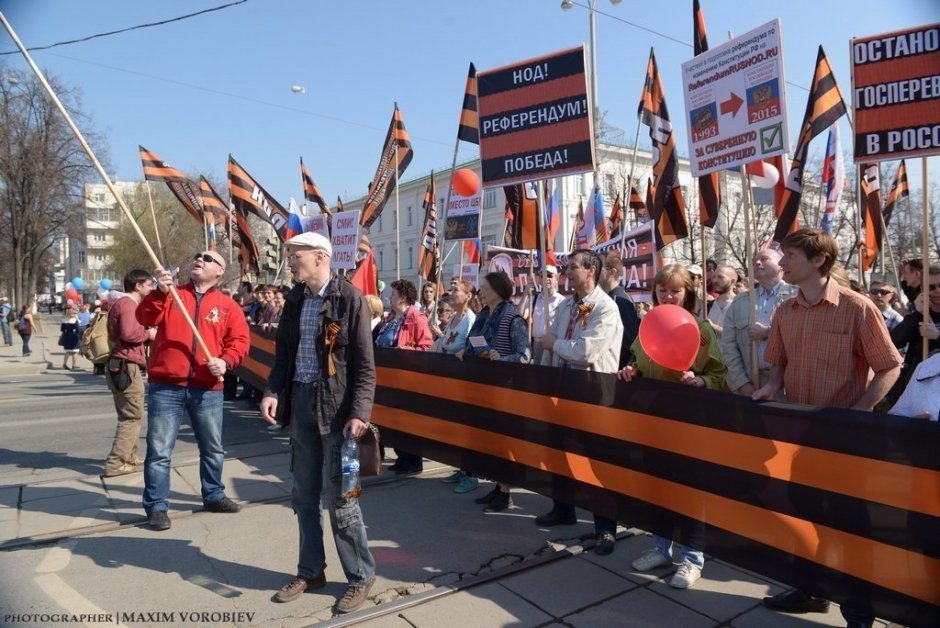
[260,232,377,613]
[528,264,565,366]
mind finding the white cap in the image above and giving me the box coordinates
[285,231,332,257]
[544,264,558,276]
[687,263,704,277]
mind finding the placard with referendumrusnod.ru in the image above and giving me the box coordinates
[681,18,790,177]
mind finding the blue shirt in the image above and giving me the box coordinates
[294,284,327,383]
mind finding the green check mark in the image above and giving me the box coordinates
[760,123,784,153]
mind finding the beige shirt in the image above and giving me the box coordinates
[549,285,623,373]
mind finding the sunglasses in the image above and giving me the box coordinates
[437,308,452,313]
[869,289,892,296]
[193,253,222,266]
[929,284,940,291]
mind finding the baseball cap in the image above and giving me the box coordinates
[285,232,332,257]
[687,264,704,277]
[544,264,558,277]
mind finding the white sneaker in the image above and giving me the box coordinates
[631,549,672,572]
[669,563,702,589]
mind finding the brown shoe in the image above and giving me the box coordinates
[273,573,326,603]
[127,457,145,466]
[103,462,143,478]
[335,578,375,614]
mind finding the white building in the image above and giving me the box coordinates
[77,182,137,293]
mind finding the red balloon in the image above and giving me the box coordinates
[65,288,79,301]
[638,304,701,372]
[451,168,480,197]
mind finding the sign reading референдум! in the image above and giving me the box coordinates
[681,19,790,177]
[477,46,595,188]
[851,23,940,163]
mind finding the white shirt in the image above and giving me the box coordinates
[531,290,566,338]
[891,353,940,420]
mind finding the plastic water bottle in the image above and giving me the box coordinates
[340,437,361,500]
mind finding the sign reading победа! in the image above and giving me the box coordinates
[477,46,595,187]
[851,23,940,162]
[681,19,789,176]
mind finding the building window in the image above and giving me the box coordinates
[482,234,497,247]
[407,246,414,268]
[407,205,413,227]
[94,192,105,204]
[95,254,104,262]
[78,251,85,263]
[484,189,496,209]
[378,249,384,270]
[377,213,382,233]
[606,174,618,200]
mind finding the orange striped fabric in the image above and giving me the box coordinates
[138,146,203,225]
[300,158,330,217]
[859,164,883,271]
[228,155,290,241]
[692,0,720,228]
[417,175,438,282]
[882,160,908,226]
[764,279,902,407]
[360,104,413,228]
[457,62,479,145]
[609,193,622,239]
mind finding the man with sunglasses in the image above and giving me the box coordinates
[867,281,904,331]
[136,251,250,531]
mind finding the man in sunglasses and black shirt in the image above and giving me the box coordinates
[136,251,250,531]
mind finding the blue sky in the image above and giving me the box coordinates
[1,0,937,206]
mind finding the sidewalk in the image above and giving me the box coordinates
[0,442,878,627]
[0,313,55,376]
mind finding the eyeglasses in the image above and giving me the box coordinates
[869,289,893,296]
[193,253,222,266]
[928,284,940,291]
[437,308,452,314]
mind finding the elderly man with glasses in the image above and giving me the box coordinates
[136,251,250,531]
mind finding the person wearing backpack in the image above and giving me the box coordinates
[16,304,34,356]
[103,269,156,477]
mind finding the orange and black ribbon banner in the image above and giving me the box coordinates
[237,330,939,627]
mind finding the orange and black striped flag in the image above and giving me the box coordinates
[228,155,291,242]
[503,183,540,251]
[417,174,439,282]
[198,176,230,236]
[639,48,688,250]
[692,0,720,228]
[773,46,847,243]
[860,163,883,271]
[300,158,330,217]
[336,195,344,213]
[360,104,414,228]
[138,146,203,225]
[457,63,480,145]
[629,183,648,224]
[882,160,909,226]
[609,193,623,240]
[201,174,259,276]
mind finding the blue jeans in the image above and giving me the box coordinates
[1,319,11,345]
[290,383,375,585]
[143,383,226,514]
[653,535,704,569]
[20,333,31,355]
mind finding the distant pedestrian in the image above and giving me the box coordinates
[103,270,156,477]
[1,297,12,346]
[137,250,250,531]
[60,308,81,370]
[16,304,33,356]
[76,303,93,334]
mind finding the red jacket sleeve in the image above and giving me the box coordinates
[136,289,170,328]
[218,299,251,368]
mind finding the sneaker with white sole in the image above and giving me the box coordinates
[631,549,672,572]
[669,563,702,589]
[441,470,465,484]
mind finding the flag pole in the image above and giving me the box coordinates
[144,181,168,264]
[203,213,210,251]
[0,10,221,371]
[738,166,759,387]
[536,179,551,366]
[922,157,930,361]
[626,116,643,232]
[228,201,234,271]
[395,141,401,281]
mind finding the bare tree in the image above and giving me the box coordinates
[0,65,104,308]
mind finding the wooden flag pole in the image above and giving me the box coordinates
[738,166,759,387]
[626,116,643,232]
[228,201,235,271]
[0,10,220,368]
[144,181,168,264]
[203,213,210,251]
[536,180,552,366]
[922,157,931,361]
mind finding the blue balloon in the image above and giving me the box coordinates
[99,278,112,290]
[72,277,85,290]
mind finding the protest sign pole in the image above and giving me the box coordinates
[536,180,552,366]
[0,10,221,369]
[395,148,401,280]
[922,158,931,360]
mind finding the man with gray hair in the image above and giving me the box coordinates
[719,249,797,396]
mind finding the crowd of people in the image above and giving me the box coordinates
[2,225,934,623]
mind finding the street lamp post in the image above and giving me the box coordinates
[561,0,621,163]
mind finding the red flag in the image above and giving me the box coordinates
[350,247,379,296]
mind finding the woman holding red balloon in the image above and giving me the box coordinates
[617,264,728,590]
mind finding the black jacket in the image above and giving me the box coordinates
[267,274,375,432]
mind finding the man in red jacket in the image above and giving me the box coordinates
[137,251,250,531]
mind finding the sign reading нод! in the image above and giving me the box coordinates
[477,46,595,187]
[851,23,940,162]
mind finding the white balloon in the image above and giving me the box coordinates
[750,163,779,189]
[290,85,305,94]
